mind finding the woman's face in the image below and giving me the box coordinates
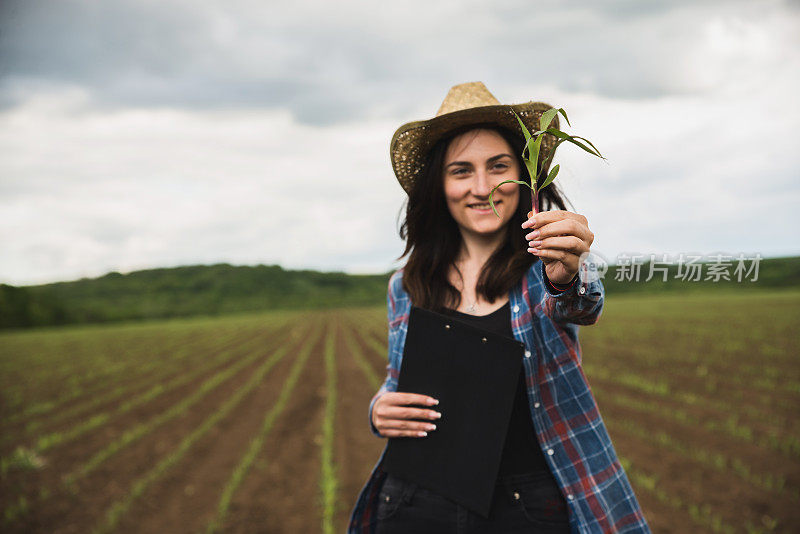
[442,128,520,239]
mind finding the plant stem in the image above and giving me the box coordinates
[531,187,539,215]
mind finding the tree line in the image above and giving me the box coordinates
[1,256,798,329]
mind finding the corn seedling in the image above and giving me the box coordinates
[488,107,605,217]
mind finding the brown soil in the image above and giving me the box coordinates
[1,327,275,457]
[2,324,304,533]
[2,308,798,534]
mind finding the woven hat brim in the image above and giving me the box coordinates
[390,102,559,195]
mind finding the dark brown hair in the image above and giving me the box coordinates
[395,123,572,312]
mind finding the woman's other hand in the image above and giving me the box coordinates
[522,209,594,285]
[372,392,441,438]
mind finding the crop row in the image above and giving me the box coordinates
[2,329,201,420]
[1,322,306,527]
[6,324,278,451]
[0,320,239,405]
[588,377,800,461]
[581,353,799,411]
[320,320,339,534]
[205,316,321,533]
[340,315,382,390]
[90,322,314,534]
[618,454,738,534]
[604,414,797,501]
[1,323,288,479]
[2,316,289,428]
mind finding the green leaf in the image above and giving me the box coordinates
[490,180,532,217]
[539,164,560,191]
[539,137,569,173]
[569,135,604,159]
[512,110,532,144]
[527,136,543,192]
[539,108,558,132]
[547,130,603,159]
[564,136,604,159]
[491,179,532,190]
[514,110,536,187]
[556,107,571,127]
[543,128,570,139]
[544,128,604,159]
[532,134,544,161]
[523,158,537,190]
[522,138,536,188]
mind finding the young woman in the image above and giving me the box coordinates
[348,82,651,534]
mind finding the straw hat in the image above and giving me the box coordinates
[390,81,560,194]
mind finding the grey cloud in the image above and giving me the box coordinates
[0,0,793,124]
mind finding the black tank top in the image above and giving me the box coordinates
[442,301,551,477]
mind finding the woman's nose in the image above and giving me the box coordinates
[473,170,492,196]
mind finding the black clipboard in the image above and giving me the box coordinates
[379,304,525,518]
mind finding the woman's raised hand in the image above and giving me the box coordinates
[522,209,594,285]
[372,392,441,438]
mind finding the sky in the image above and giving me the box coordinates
[1,0,798,286]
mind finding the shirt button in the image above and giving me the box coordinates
[513,304,520,313]
[567,494,574,500]
[547,448,554,456]
[579,286,586,295]
[513,491,520,500]
[524,350,531,358]
[534,402,540,408]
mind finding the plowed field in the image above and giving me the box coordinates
[1,290,798,533]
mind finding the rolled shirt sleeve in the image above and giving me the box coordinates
[540,260,605,325]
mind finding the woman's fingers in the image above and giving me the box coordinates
[374,392,442,438]
[527,235,588,256]
[386,391,439,407]
[522,211,594,285]
[522,210,537,229]
[528,246,580,272]
[530,209,588,228]
[380,416,439,435]
[382,404,441,421]
[523,211,593,244]
[375,414,438,438]
[525,218,593,244]
[381,427,433,438]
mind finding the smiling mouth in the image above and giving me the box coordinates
[468,201,500,210]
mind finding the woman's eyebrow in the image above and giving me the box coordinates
[445,153,513,168]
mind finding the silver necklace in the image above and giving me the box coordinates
[454,259,479,314]
[465,294,478,314]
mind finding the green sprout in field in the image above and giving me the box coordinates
[488,107,606,217]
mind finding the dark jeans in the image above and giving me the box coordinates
[375,470,571,534]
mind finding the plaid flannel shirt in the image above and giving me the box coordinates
[348,259,651,533]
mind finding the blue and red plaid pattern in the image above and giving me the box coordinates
[348,258,651,533]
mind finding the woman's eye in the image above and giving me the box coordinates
[493,163,508,170]
[452,168,468,175]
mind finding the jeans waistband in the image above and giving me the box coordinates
[495,470,555,486]
[386,470,555,489]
